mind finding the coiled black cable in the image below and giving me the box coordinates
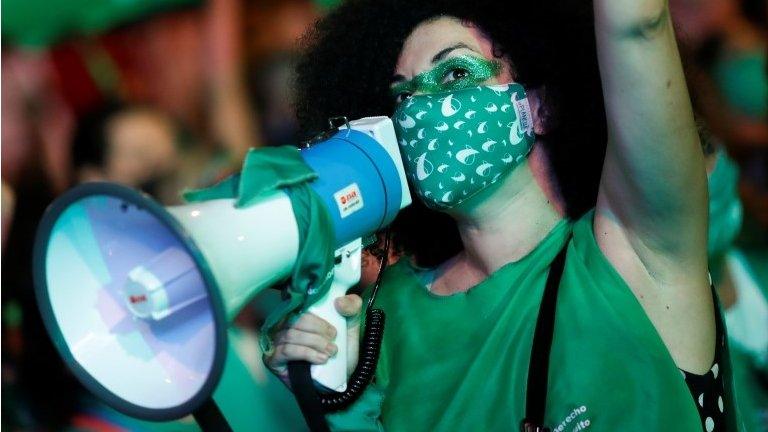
[319,308,385,411]
[318,231,391,412]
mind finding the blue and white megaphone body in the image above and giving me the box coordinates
[32,117,410,424]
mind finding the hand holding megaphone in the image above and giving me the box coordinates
[265,293,363,385]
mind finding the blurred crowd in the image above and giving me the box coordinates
[1,0,766,430]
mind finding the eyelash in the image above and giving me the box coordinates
[395,92,412,104]
[442,67,470,84]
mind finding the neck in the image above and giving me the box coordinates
[450,145,565,277]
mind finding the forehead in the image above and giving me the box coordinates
[395,16,496,78]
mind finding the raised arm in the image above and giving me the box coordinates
[593,1,714,371]
[594,0,707,279]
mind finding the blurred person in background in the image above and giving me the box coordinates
[70,102,183,204]
[671,0,766,131]
[703,126,768,431]
[671,0,768,232]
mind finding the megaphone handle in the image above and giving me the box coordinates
[306,242,361,391]
[307,279,349,390]
[192,398,233,432]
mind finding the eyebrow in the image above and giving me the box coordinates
[431,42,473,63]
[391,43,476,84]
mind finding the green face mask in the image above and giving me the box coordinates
[708,149,743,259]
[393,83,535,209]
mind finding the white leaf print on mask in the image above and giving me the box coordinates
[415,110,428,120]
[398,114,416,129]
[441,191,453,203]
[509,119,525,145]
[476,162,494,177]
[428,139,439,150]
[456,147,479,165]
[440,94,462,117]
[417,128,426,139]
[465,110,477,119]
[435,122,449,132]
[453,120,466,130]
[477,121,488,134]
[437,164,449,173]
[451,172,466,182]
[482,139,497,152]
[485,103,498,113]
[415,152,434,180]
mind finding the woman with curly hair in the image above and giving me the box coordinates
[266,0,741,430]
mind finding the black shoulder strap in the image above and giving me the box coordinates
[521,243,569,432]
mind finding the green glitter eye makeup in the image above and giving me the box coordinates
[390,55,502,101]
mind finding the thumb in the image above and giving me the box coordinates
[334,294,362,320]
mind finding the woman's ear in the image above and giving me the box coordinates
[526,86,553,135]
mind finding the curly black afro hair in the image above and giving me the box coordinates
[295,0,607,267]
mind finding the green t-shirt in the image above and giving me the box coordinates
[328,210,742,431]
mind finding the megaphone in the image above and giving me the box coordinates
[32,117,411,425]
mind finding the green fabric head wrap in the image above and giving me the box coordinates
[393,83,535,209]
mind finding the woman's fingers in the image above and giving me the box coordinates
[291,312,337,339]
[267,342,331,372]
[266,295,363,383]
[265,311,341,375]
[275,328,338,356]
